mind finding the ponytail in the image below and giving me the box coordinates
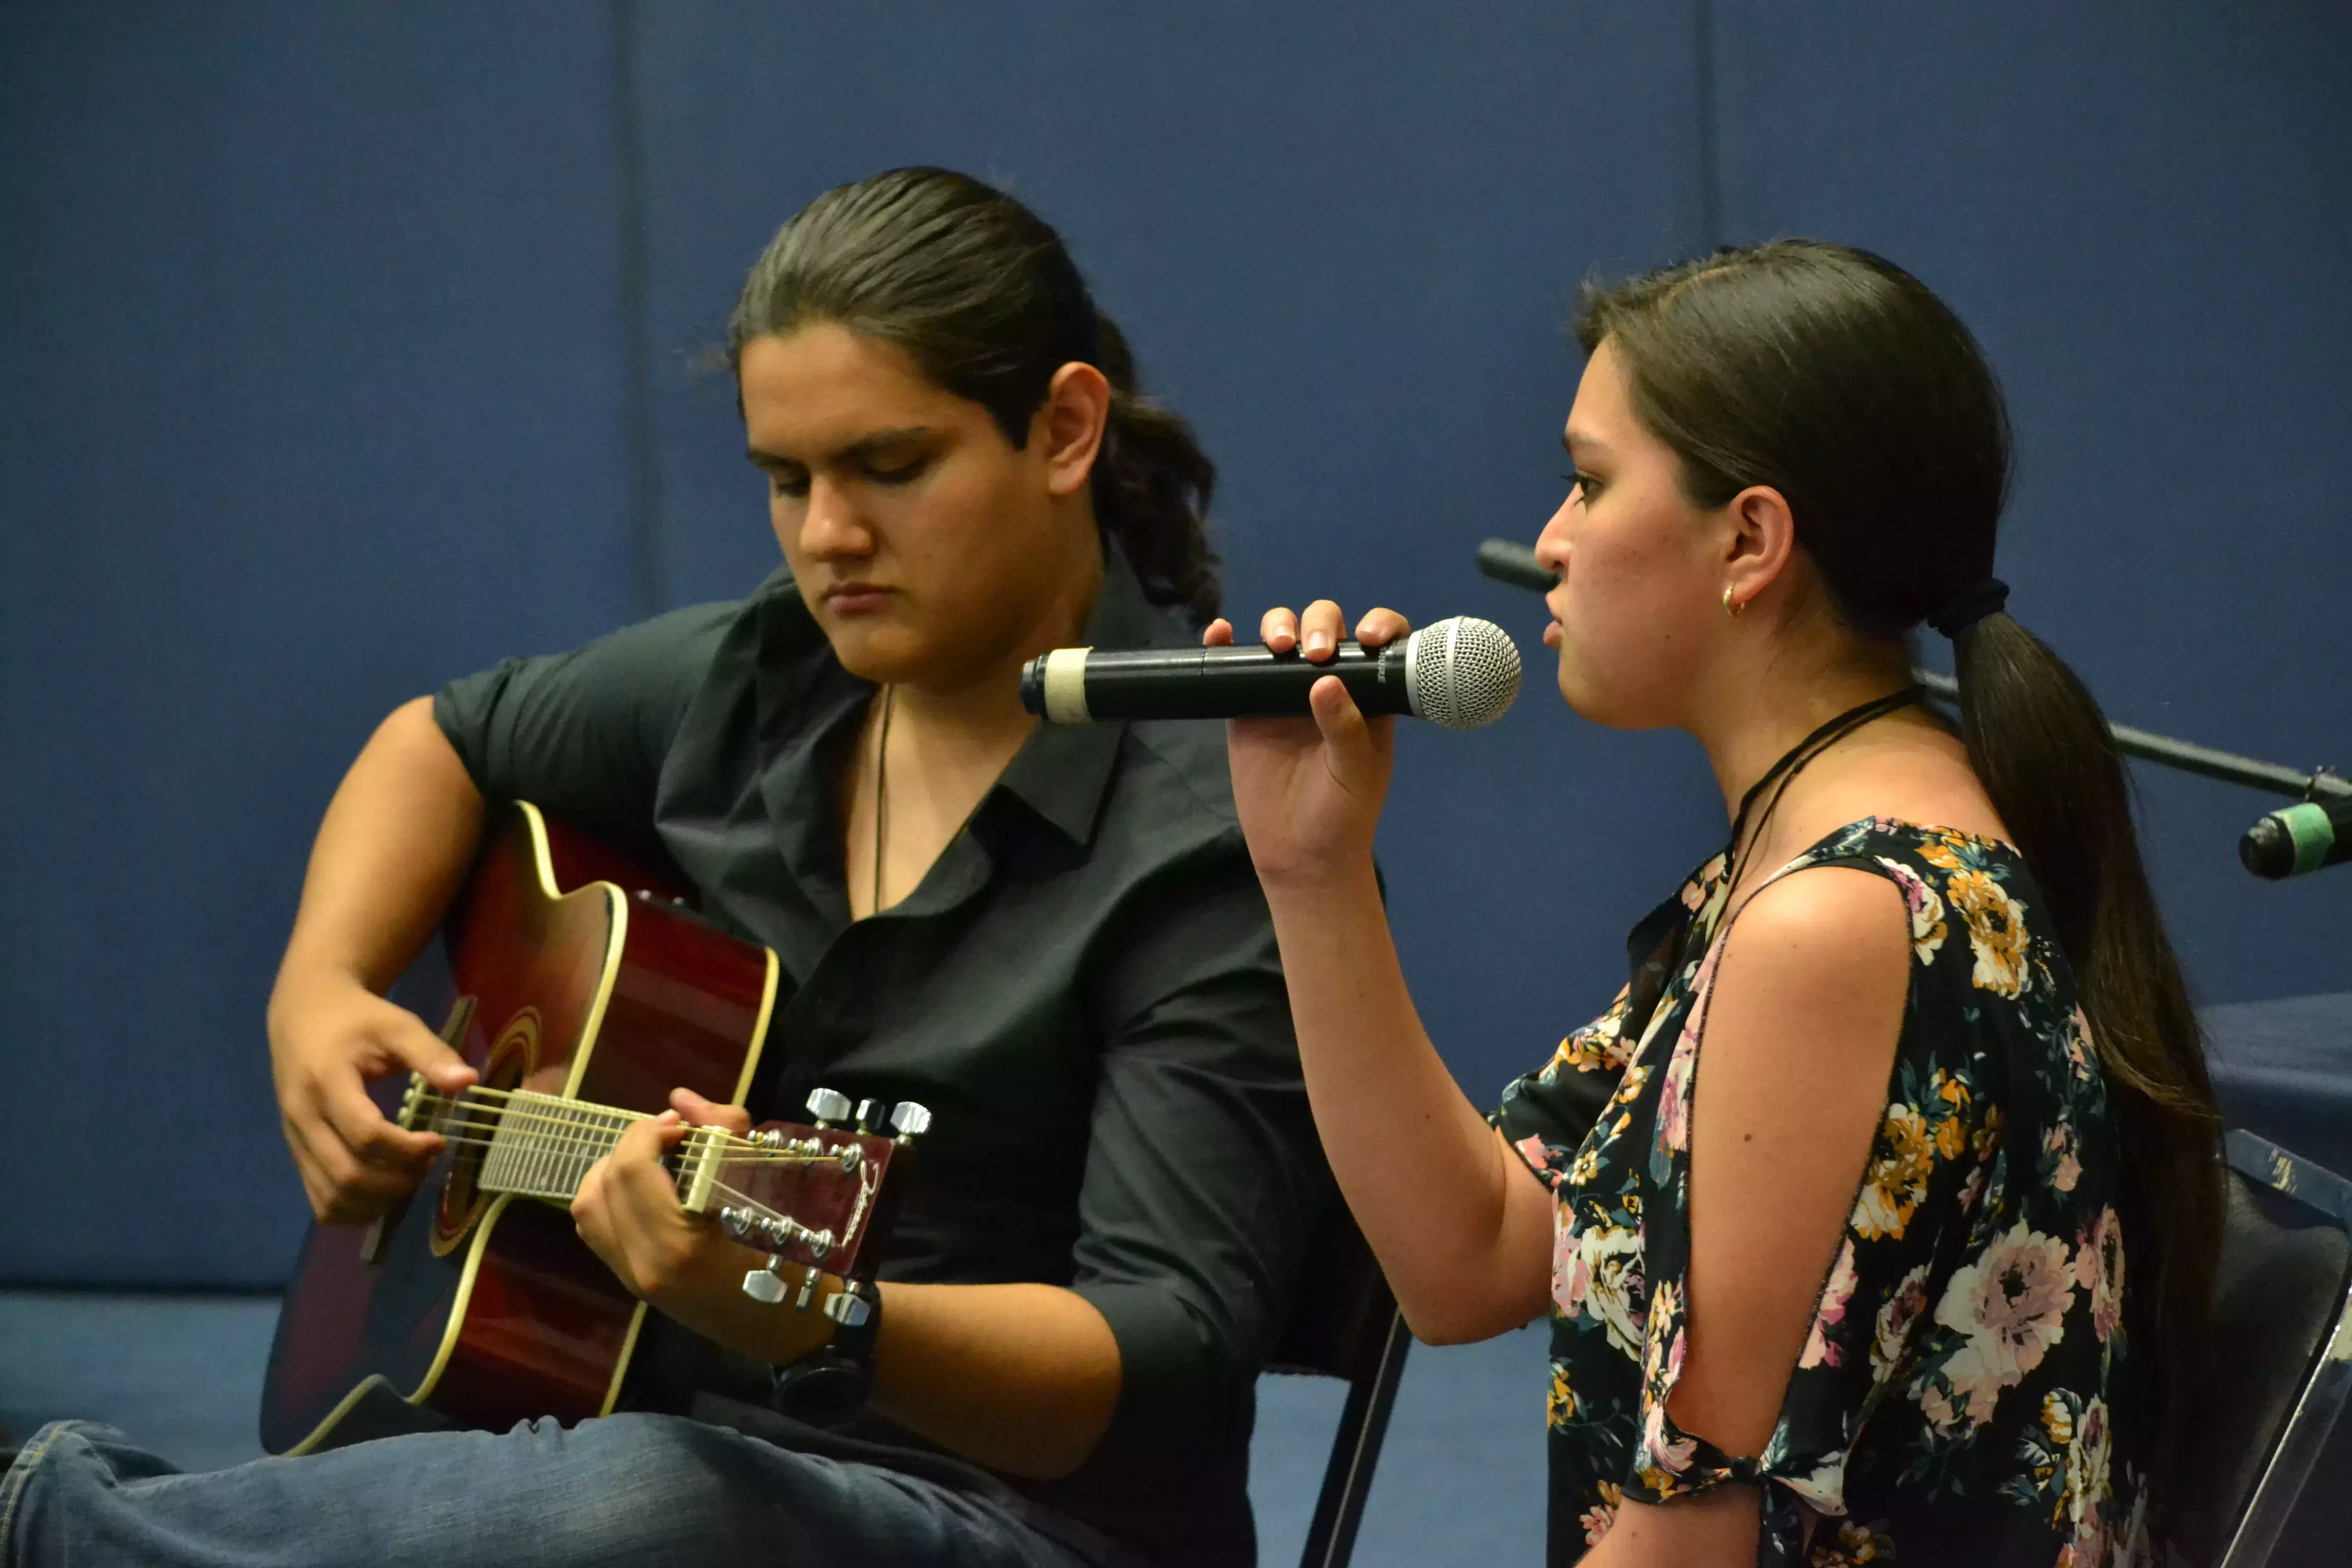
[1088,311,1221,625]
[1951,610,2221,1469]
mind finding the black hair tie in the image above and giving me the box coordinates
[1928,577,2010,638]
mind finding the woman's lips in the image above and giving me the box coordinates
[1542,620,1562,648]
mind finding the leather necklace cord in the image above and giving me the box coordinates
[869,684,893,918]
[1720,688,1921,897]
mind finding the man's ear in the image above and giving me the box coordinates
[1037,361,1112,500]
[1721,483,1799,614]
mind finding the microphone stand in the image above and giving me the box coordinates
[1908,670,2349,805]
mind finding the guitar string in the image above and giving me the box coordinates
[416,1119,841,1171]
[419,1114,851,1175]
[422,1121,839,1169]
[404,1085,858,1151]
[405,1094,855,1165]
[399,1131,839,1256]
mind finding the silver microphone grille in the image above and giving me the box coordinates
[1403,616,1522,729]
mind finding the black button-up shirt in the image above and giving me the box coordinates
[434,547,1327,1565]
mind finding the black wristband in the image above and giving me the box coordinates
[767,1278,880,1427]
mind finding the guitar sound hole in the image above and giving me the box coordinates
[430,1010,540,1256]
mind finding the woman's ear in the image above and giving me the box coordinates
[1037,361,1112,499]
[1721,483,1798,614]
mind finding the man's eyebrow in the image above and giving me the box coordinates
[746,426,935,469]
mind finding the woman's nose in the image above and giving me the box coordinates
[1532,499,1574,574]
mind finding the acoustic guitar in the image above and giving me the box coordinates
[260,799,925,1455]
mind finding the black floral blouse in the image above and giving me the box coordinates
[1496,819,2152,1567]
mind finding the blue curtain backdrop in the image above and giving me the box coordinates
[4,1,2347,1286]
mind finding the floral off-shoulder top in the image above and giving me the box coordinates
[1496,819,2152,1567]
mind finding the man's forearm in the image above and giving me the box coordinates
[870,1281,1121,1479]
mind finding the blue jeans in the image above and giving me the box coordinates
[1,1414,1108,1567]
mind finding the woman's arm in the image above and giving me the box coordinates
[1215,602,1552,1345]
[1586,867,1909,1566]
[1258,857,1554,1342]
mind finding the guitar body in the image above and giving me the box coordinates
[260,801,779,1455]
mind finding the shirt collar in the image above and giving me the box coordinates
[993,537,1190,848]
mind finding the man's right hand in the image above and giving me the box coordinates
[267,970,477,1222]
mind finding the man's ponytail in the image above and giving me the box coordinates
[1087,310,1220,625]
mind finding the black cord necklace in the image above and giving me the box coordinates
[1619,685,1920,1036]
[1719,687,1921,898]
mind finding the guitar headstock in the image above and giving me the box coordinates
[675,1088,929,1309]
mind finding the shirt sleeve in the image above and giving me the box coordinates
[1063,837,1330,1467]
[432,601,740,842]
[1494,984,1638,1187]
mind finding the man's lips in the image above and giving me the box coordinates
[822,583,894,612]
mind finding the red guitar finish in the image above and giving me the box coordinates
[260,801,787,1454]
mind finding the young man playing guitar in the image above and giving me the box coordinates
[2,168,1327,1568]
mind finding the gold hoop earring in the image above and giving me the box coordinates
[1722,586,1744,619]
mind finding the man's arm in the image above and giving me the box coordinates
[576,1091,1123,1479]
[266,697,483,1221]
[271,601,735,1221]
[575,841,1319,1482]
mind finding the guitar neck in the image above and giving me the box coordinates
[471,1088,646,1204]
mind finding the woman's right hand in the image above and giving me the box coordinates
[266,968,475,1222]
[1209,599,1408,891]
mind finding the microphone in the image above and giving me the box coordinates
[1476,537,1557,594]
[2240,795,2352,880]
[1020,616,1522,729]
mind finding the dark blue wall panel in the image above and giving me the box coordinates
[1709,1,2352,1013]
[1,4,644,1283]
[4,3,2345,1286]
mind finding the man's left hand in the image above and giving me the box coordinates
[572,1087,836,1365]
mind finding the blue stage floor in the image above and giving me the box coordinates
[0,1290,1548,1565]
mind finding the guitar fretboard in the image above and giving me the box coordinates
[478,1089,640,1203]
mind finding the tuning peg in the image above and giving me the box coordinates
[853,1098,879,1133]
[888,1101,932,1141]
[805,1087,852,1126]
[742,1259,788,1305]
[823,1288,872,1329]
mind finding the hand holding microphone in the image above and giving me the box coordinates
[1213,601,1418,891]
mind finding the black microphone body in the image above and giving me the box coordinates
[1022,641,1414,721]
[1022,615,1522,728]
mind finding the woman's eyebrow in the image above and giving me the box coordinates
[1562,429,1609,462]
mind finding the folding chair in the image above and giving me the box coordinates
[2169,1130,2352,1568]
[1264,1200,1415,1568]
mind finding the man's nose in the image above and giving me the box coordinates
[798,477,873,559]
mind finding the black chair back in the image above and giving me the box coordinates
[1265,1199,1414,1568]
[2169,1131,2352,1568]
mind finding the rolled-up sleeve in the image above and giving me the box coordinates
[432,602,737,840]
[1066,840,1330,1465]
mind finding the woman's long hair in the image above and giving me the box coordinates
[726,166,1221,624]
[1577,240,2221,1486]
